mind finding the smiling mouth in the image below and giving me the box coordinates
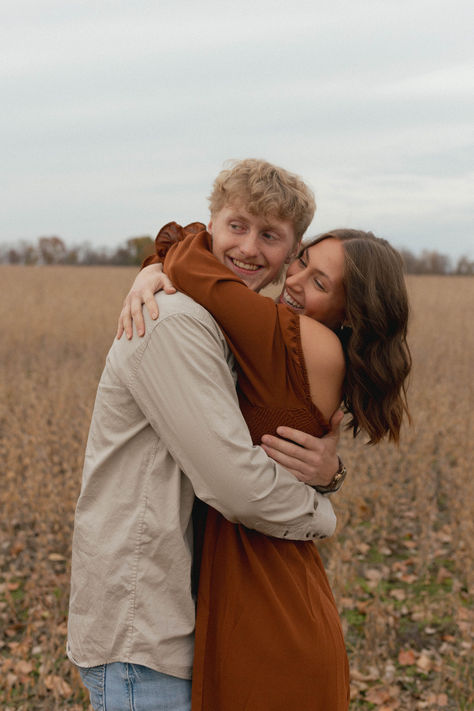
[281,289,304,310]
[228,257,262,273]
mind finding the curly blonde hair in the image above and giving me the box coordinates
[208,159,316,243]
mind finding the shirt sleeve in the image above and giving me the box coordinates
[128,308,336,541]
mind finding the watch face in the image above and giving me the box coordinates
[314,463,347,494]
[331,466,346,490]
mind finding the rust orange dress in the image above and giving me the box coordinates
[153,224,350,710]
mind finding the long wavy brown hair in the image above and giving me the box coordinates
[303,229,412,444]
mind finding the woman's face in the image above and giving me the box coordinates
[280,237,346,329]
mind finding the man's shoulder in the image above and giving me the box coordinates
[154,291,217,324]
[107,291,233,381]
[155,291,214,320]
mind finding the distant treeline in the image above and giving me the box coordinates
[0,236,156,267]
[1,235,473,275]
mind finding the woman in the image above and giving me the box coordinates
[122,224,411,710]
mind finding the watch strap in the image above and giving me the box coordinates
[314,457,347,494]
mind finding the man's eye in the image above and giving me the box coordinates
[263,232,277,241]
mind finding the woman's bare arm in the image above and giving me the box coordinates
[299,315,345,422]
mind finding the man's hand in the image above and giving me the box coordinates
[260,410,343,487]
[116,264,176,340]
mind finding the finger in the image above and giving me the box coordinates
[130,295,146,337]
[143,291,159,320]
[116,316,124,340]
[260,443,312,478]
[327,409,344,437]
[272,427,319,450]
[261,433,311,460]
[162,276,177,294]
[122,306,133,340]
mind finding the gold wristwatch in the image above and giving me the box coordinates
[314,457,347,494]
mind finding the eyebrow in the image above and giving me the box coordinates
[303,249,333,286]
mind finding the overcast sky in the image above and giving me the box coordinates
[2,0,473,259]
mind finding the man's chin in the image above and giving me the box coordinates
[225,260,269,291]
[241,278,265,292]
[240,271,275,292]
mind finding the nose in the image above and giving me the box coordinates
[285,268,304,291]
[238,231,259,258]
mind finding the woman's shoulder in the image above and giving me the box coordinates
[299,316,345,366]
[298,315,346,421]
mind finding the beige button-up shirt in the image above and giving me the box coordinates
[67,292,336,679]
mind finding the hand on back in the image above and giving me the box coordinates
[261,410,343,487]
[116,264,176,340]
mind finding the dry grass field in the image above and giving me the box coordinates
[0,266,473,710]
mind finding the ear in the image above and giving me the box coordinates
[207,219,213,235]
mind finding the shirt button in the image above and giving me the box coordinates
[283,530,289,537]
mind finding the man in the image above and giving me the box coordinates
[68,159,344,711]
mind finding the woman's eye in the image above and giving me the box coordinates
[314,279,325,290]
[298,257,306,267]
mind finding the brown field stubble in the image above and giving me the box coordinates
[0,267,473,710]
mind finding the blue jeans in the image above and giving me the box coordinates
[78,662,191,711]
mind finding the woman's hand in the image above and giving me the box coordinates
[116,264,176,340]
[261,410,343,487]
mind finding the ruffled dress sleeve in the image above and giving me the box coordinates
[141,221,206,268]
[164,228,313,413]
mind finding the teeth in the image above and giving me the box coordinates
[283,289,303,309]
[231,258,260,271]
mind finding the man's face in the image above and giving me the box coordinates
[208,204,298,292]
